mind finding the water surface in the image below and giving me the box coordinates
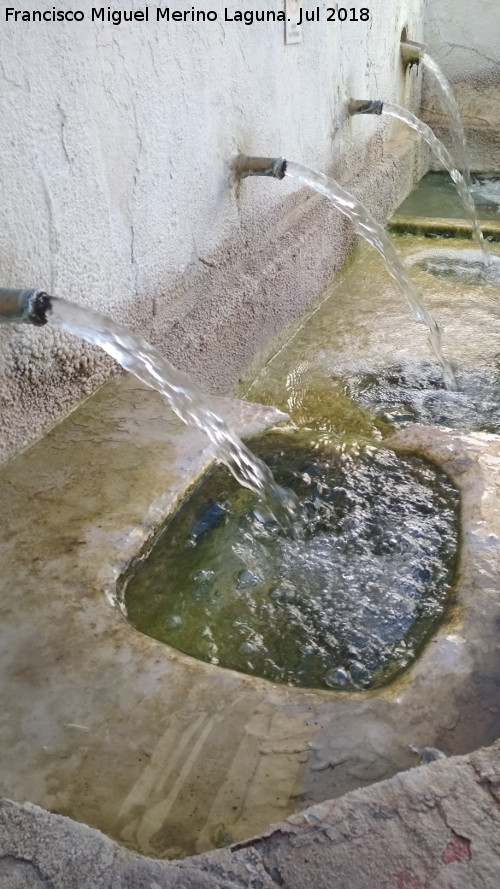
[123,430,459,691]
[242,238,500,436]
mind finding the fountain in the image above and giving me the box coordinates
[233,154,456,390]
[400,40,472,188]
[348,100,490,263]
[0,284,460,700]
[420,52,473,190]
[2,150,499,866]
[0,287,296,528]
[2,9,500,887]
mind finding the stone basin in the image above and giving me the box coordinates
[2,364,500,860]
[2,236,500,880]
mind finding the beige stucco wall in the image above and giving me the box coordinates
[0,1,426,462]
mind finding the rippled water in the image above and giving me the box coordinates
[410,249,500,286]
[338,361,500,433]
[471,175,500,212]
[122,430,459,691]
[241,239,500,441]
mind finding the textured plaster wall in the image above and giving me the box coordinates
[0,0,425,462]
[422,0,500,169]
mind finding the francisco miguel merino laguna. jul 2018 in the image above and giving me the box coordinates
[4,5,371,24]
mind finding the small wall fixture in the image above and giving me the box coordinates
[231,154,287,180]
[0,287,50,326]
[401,40,425,68]
[348,99,384,116]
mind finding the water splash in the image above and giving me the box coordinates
[46,297,297,528]
[382,102,490,266]
[471,176,500,212]
[123,430,459,691]
[421,52,471,190]
[339,360,500,435]
[411,247,500,286]
[284,161,457,391]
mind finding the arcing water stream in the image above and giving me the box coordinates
[381,102,490,265]
[421,52,472,191]
[284,162,457,390]
[45,296,297,528]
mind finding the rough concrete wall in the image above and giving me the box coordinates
[422,0,500,170]
[0,1,425,462]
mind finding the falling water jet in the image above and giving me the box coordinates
[348,100,490,265]
[420,52,472,192]
[0,288,298,530]
[400,42,473,204]
[233,155,457,391]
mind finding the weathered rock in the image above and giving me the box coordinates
[1,740,499,888]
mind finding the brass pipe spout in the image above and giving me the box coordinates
[232,154,287,180]
[401,40,426,67]
[0,287,51,325]
[348,99,384,116]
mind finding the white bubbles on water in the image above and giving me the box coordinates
[163,614,183,630]
[340,359,500,435]
[124,431,459,692]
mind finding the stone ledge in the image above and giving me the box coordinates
[389,213,500,241]
[1,739,499,889]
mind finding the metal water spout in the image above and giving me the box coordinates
[401,40,425,68]
[348,99,384,116]
[231,154,287,180]
[0,287,50,325]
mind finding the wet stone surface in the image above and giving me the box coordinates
[241,239,500,444]
[122,430,459,691]
[3,239,500,861]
